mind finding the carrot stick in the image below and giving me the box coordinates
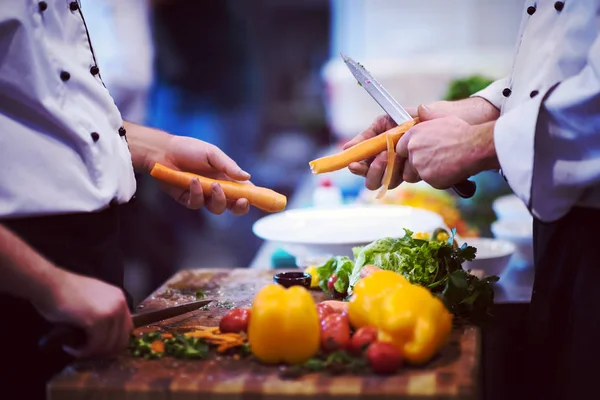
[308,118,419,174]
[149,163,287,213]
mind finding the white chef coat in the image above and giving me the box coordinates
[0,0,137,219]
[473,0,600,223]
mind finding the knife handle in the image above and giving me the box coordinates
[451,179,477,199]
[39,324,87,353]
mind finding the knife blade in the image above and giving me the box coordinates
[341,53,477,199]
[39,298,213,353]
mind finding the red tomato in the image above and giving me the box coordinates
[219,308,251,333]
[366,342,403,375]
[320,313,351,353]
[319,300,348,314]
[327,274,338,293]
[316,303,335,323]
[348,326,379,355]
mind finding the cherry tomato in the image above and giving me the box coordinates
[327,274,338,293]
[319,300,348,314]
[366,342,403,375]
[219,308,251,333]
[316,303,335,323]
[320,313,351,353]
[349,326,379,355]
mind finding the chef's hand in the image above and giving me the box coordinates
[127,122,252,216]
[158,136,252,215]
[34,270,133,359]
[344,97,499,190]
[395,105,498,189]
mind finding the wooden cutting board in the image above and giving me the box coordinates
[48,268,481,400]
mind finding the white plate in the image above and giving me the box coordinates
[252,204,445,265]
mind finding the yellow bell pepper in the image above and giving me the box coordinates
[248,284,320,364]
[377,282,453,365]
[348,270,409,329]
[348,270,453,365]
[304,265,320,288]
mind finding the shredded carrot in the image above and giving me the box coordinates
[376,132,396,199]
[183,330,244,344]
[150,163,287,213]
[309,118,419,174]
[217,341,244,353]
[151,340,165,353]
[161,333,174,339]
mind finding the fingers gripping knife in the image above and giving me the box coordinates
[38,299,214,354]
[341,53,477,199]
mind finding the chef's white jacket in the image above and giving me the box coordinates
[0,0,136,219]
[473,0,600,223]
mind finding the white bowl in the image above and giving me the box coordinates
[460,237,516,277]
[252,204,445,267]
[490,218,534,265]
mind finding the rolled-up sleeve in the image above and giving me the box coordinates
[494,36,600,223]
[470,77,510,111]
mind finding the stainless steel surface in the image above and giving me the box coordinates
[132,298,213,327]
[341,53,413,124]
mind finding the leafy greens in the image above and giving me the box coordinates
[317,228,499,325]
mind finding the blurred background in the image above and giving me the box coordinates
[81,0,531,305]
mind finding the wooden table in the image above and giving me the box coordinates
[48,268,481,400]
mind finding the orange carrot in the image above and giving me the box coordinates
[150,163,287,213]
[150,340,165,354]
[308,118,419,174]
[376,132,397,199]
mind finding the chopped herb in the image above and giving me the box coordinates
[195,290,206,299]
[130,333,209,360]
[281,351,367,378]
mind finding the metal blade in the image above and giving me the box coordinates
[132,298,213,327]
[341,53,413,124]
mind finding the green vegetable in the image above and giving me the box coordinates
[195,290,206,299]
[444,75,495,101]
[349,228,475,291]
[130,333,209,360]
[164,335,209,359]
[129,332,165,359]
[442,270,499,324]
[316,256,353,294]
[282,350,367,378]
[317,227,498,325]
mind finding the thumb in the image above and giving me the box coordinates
[417,103,448,122]
[207,147,251,181]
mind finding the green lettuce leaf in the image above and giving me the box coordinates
[349,229,442,290]
[317,255,354,294]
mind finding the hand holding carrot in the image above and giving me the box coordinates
[151,135,254,215]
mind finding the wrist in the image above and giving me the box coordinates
[125,121,173,174]
[29,264,71,314]
[468,121,501,175]
[443,97,500,125]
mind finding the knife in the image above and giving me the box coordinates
[341,53,477,199]
[39,298,213,353]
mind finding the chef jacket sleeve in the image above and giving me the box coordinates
[494,37,600,223]
[469,76,510,111]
